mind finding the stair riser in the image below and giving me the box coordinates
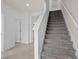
[47,28,67,30]
[44,45,75,51]
[48,21,65,23]
[47,26,67,28]
[47,28,68,32]
[45,40,72,44]
[47,24,65,25]
[48,17,64,21]
[48,19,64,21]
[46,31,68,34]
[45,36,70,39]
[46,35,69,37]
[45,37,71,41]
[48,24,65,26]
[46,32,68,35]
[47,28,67,31]
[47,25,66,27]
[49,17,64,19]
[47,27,67,29]
[44,42,72,47]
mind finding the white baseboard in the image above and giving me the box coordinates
[61,3,78,57]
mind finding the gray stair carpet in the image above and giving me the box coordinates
[41,10,77,59]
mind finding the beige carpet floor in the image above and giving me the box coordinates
[2,43,34,59]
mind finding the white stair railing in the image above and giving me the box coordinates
[33,2,49,59]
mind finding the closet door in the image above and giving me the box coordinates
[21,15,29,44]
[15,19,21,43]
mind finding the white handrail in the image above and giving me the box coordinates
[33,3,46,31]
[33,2,47,59]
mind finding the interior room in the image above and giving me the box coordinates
[1,0,78,59]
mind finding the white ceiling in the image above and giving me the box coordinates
[2,0,44,12]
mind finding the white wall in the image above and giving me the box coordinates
[2,3,29,51]
[2,3,20,50]
[61,0,78,24]
[2,0,44,52]
[1,13,5,52]
[61,0,78,56]
[49,0,61,11]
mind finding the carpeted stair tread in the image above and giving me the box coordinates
[42,52,77,59]
[44,39,72,44]
[45,34,70,39]
[44,44,75,51]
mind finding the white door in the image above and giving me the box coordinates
[15,19,21,43]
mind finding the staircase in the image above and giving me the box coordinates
[42,10,77,59]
